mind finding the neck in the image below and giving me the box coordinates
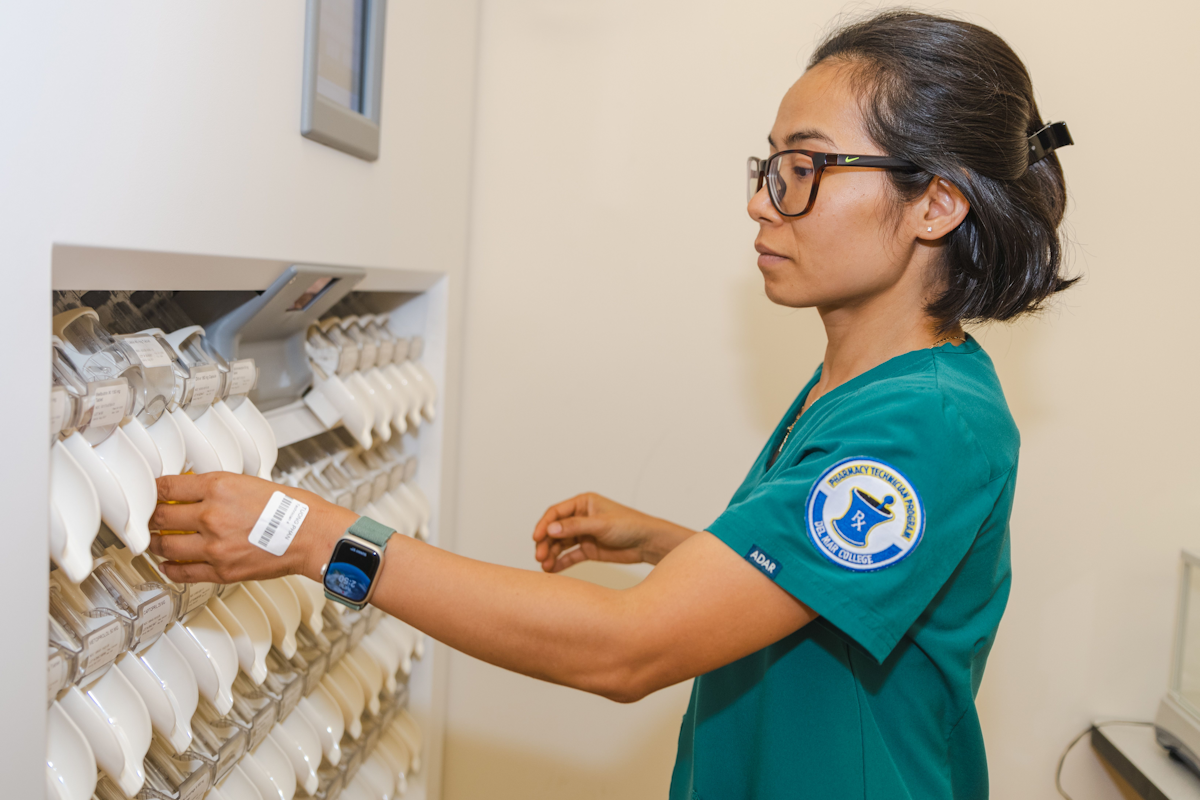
[810,293,962,404]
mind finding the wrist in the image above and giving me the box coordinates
[640,516,696,564]
[296,500,359,583]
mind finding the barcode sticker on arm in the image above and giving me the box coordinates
[248,491,310,557]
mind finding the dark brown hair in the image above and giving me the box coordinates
[810,10,1076,329]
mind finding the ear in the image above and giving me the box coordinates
[914,176,970,240]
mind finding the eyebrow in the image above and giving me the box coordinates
[767,129,838,151]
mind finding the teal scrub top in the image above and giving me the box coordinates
[670,337,1017,800]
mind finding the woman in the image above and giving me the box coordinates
[148,10,1074,798]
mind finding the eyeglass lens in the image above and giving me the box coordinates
[748,153,816,215]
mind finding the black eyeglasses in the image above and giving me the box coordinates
[747,150,918,218]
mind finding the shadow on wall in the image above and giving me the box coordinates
[443,700,686,800]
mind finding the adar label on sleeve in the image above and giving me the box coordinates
[805,456,925,572]
[248,491,309,557]
[744,544,784,580]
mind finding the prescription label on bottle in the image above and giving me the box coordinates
[189,368,221,409]
[124,335,173,369]
[136,592,174,647]
[90,382,130,427]
[227,359,257,396]
[47,650,69,699]
[177,769,212,800]
[248,491,309,557]
[50,386,69,435]
[81,620,125,678]
[183,582,216,616]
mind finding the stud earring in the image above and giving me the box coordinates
[927,227,933,233]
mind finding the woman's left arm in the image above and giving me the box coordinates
[149,473,818,703]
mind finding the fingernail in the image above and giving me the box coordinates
[548,522,561,535]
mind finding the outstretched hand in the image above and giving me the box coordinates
[532,492,695,573]
[147,472,354,584]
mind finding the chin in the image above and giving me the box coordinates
[761,277,813,309]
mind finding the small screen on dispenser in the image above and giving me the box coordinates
[324,541,380,602]
[287,277,338,312]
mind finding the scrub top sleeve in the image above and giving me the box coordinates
[707,388,997,663]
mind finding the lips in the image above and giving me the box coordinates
[755,242,786,259]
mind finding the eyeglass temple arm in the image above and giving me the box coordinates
[829,154,918,169]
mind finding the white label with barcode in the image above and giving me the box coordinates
[124,336,173,369]
[249,491,309,557]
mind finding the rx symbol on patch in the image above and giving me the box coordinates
[850,511,867,531]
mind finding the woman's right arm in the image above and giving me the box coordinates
[531,493,698,572]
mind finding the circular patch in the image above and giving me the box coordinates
[805,457,925,572]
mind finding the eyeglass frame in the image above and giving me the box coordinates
[748,150,920,218]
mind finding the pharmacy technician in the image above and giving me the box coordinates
[148,11,1076,799]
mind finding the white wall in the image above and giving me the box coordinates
[448,1,1200,798]
[0,2,480,795]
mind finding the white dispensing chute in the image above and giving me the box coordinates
[46,700,99,800]
[140,328,223,474]
[49,382,102,583]
[117,633,199,756]
[358,314,410,437]
[165,604,238,716]
[303,322,374,448]
[295,684,344,766]
[243,578,302,660]
[58,675,150,798]
[189,330,277,479]
[220,357,278,480]
[401,334,439,422]
[339,316,398,442]
[162,325,244,474]
[51,339,152,556]
[322,318,385,444]
[379,332,423,433]
[213,583,273,686]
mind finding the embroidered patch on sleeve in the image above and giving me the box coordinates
[805,457,925,572]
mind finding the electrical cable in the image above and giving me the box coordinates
[1055,719,1155,799]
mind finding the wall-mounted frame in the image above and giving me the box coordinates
[301,0,388,161]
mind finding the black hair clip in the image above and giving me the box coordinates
[1027,121,1073,167]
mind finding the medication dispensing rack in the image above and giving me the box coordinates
[42,243,453,800]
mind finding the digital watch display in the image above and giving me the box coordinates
[321,517,395,610]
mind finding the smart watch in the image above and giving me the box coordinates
[321,516,395,610]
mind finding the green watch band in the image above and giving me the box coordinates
[347,515,395,549]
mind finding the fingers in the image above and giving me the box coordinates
[150,501,204,533]
[546,515,607,540]
[549,543,588,573]
[539,537,576,572]
[157,473,214,503]
[159,561,223,584]
[149,532,209,562]
[532,494,592,541]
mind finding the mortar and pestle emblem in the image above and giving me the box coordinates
[832,488,895,547]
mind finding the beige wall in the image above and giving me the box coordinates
[447,1,1200,798]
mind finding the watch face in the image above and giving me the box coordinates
[324,540,382,603]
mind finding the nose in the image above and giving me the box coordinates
[748,183,781,225]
